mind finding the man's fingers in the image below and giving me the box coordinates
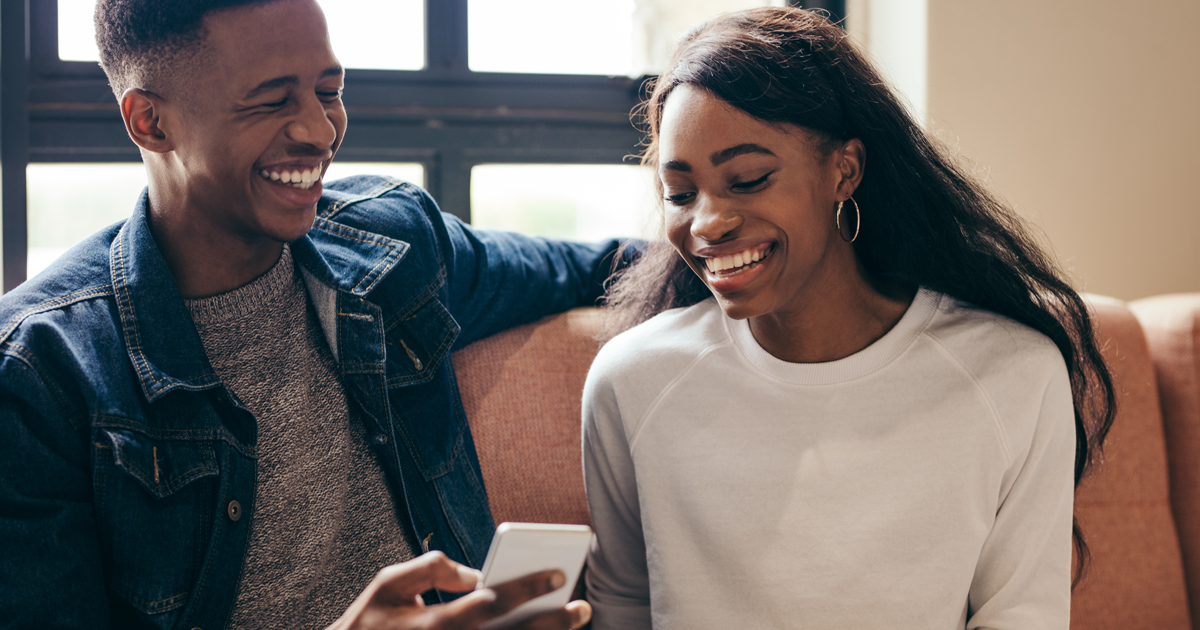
[565,600,592,629]
[369,551,481,606]
[433,570,565,628]
[504,600,592,630]
[489,569,566,611]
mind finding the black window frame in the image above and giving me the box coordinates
[0,0,842,292]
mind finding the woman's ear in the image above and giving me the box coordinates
[119,88,174,154]
[836,138,866,199]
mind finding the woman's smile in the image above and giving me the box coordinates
[695,243,775,293]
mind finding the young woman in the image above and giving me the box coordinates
[582,7,1114,630]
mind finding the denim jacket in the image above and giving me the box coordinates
[0,176,624,630]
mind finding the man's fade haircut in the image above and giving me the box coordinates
[95,0,278,100]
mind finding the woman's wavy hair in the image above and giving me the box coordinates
[604,6,1115,584]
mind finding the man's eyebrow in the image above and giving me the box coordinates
[244,76,298,100]
[711,143,775,166]
[660,159,691,173]
[243,66,344,100]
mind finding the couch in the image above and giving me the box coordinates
[451,294,1200,629]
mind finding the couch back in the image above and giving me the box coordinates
[1071,297,1190,628]
[453,308,605,527]
[1132,294,1200,623]
[452,301,1199,628]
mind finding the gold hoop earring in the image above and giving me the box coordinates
[836,196,861,243]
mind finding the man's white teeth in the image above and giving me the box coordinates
[704,247,767,274]
[260,166,322,189]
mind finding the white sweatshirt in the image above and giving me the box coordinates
[582,288,1075,630]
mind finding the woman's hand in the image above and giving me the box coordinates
[326,551,592,630]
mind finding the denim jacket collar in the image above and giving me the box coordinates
[111,189,409,403]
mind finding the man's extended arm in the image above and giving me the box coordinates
[414,189,632,349]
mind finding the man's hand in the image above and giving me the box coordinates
[327,551,593,630]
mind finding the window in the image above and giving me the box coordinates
[469,0,795,76]
[56,0,425,70]
[471,164,657,241]
[3,0,843,291]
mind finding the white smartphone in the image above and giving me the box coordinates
[476,522,593,630]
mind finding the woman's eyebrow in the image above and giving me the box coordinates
[711,143,775,166]
[660,143,775,174]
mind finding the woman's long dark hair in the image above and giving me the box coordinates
[604,6,1115,584]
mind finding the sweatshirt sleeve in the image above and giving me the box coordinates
[581,356,653,630]
[966,362,1076,629]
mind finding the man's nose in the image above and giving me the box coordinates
[286,96,338,149]
[690,196,743,242]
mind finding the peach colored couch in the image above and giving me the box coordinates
[452,295,1200,629]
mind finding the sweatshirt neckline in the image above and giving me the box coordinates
[725,287,942,385]
[185,245,297,326]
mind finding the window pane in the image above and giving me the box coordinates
[58,0,100,62]
[57,0,424,70]
[470,164,657,241]
[27,162,424,279]
[469,0,787,76]
[321,0,424,71]
[27,164,147,278]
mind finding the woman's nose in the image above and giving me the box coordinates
[690,198,743,242]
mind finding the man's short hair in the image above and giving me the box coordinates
[95,0,277,100]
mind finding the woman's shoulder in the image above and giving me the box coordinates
[588,298,729,385]
[923,291,1068,389]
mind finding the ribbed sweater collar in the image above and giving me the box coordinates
[185,245,296,326]
[725,287,942,386]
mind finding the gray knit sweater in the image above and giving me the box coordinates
[186,245,417,629]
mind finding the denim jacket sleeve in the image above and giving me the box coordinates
[0,352,110,629]
[414,191,627,349]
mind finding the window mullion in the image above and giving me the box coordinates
[425,0,468,73]
[2,0,31,292]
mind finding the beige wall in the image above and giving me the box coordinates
[923,0,1200,300]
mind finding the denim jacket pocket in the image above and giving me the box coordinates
[95,428,220,619]
[385,296,459,387]
[104,428,218,499]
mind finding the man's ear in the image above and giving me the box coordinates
[120,88,174,153]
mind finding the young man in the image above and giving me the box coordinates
[0,1,618,628]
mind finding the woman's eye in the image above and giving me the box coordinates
[663,191,695,206]
[262,98,288,108]
[318,90,343,101]
[732,172,772,192]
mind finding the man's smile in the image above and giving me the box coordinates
[258,161,328,190]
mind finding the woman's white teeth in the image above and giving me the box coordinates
[261,166,321,189]
[704,247,767,274]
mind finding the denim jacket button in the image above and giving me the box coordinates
[227,500,242,522]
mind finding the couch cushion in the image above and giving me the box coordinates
[452,308,606,527]
[1131,293,1200,623]
[1071,296,1190,628]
